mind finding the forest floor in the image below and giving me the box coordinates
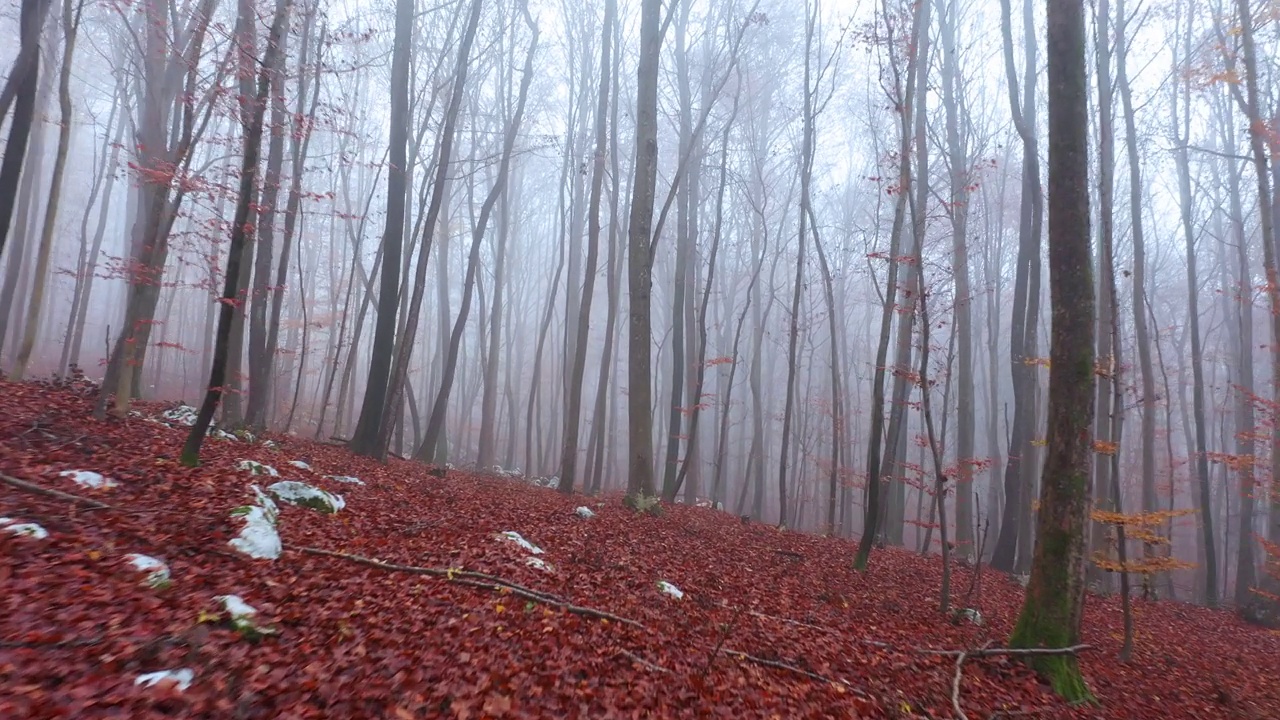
[1,378,1278,719]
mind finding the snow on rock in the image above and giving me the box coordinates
[267,481,344,514]
[228,486,281,560]
[497,531,544,555]
[160,405,199,427]
[210,428,238,441]
[957,608,983,626]
[529,475,560,489]
[325,475,365,485]
[490,465,524,479]
[574,506,596,519]
[525,557,554,572]
[212,594,274,637]
[126,553,171,589]
[135,668,194,692]
[287,460,312,471]
[657,581,684,600]
[58,470,118,489]
[0,517,49,540]
[236,459,279,477]
[262,440,279,449]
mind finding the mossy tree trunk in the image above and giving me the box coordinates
[1007,0,1094,703]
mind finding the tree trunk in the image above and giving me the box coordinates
[13,0,84,380]
[1007,0,1093,701]
[182,0,288,465]
[624,0,664,500]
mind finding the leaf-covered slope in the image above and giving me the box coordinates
[1,379,1276,719]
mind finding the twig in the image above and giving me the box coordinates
[725,649,868,697]
[952,651,970,720]
[616,648,670,674]
[286,544,646,628]
[702,600,750,678]
[716,602,832,634]
[0,473,113,510]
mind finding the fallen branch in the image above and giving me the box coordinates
[940,643,1086,720]
[0,473,113,510]
[286,544,645,628]
[922,644,1092,659]
[0,634,105,650]
[952,651,970,720]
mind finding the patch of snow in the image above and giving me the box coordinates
[228,486,281,560]
[957,608,983,626]
[210,428,238,441]
[58,470,118,489]
[215,594,257,621]
[135,668,194,692]
[0,517,49,540]
[325,475,364,485]
[491,465,524,479]
[287,460,312,471]
[262,440,279,449]
[267,481,344,513]
[236,459,279,477]
[126,554,171,588]
[574,506,596,519]
[497,531,544,555]
[525,557,554,572]
[657,581,684,600]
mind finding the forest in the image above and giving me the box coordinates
[2,0,1280,716]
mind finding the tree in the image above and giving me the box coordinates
[346,0,416,457]
[12,0,86,380]
[1007,0,1093,702]
[0,0,54,263]
[559,0,615,493]
[183,0,292,465]
[624,0,664,501]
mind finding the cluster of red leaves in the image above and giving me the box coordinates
[2,380,1279,719]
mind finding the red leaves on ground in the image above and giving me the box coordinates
[2,380,1279,719]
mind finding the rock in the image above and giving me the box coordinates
[58,470,118,489]
[160,405,199,427]
[267,481,345,513]
[126,553,171,589]
[228,486,281,560]
[574,506,596,519]
[657,581,684,600]
[0,517,48,540]
[288,460,312,471]
[497,531,544,555]
[525,557,554,572]
[135,668,194,692]
[236,460,279,477]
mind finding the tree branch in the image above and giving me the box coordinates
[286,544,645,628]
[0,473,114,510]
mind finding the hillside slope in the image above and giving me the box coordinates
[1,379,1276,719]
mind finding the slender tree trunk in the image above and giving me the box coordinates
[417,8,537,462]
[13,0,84,380]
[182,0,289,465]
[559,0,614,492]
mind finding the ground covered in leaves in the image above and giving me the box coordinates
[2,379,1278,719]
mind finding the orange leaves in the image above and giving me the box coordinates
[1092,439,1119,456]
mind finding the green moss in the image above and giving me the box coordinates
[1008,515,1094,704]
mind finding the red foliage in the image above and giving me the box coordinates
[2,380,1278,719]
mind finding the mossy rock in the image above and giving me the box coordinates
[267,481,345,514]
